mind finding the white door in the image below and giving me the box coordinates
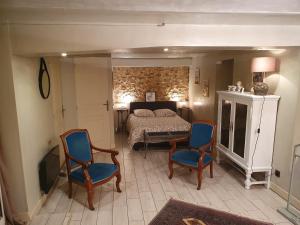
[60,59,78,131]
[74,57,114,149]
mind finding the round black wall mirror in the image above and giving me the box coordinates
[38,58,50,99]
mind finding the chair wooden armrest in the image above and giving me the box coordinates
[65,152,89,168]
[91,145,119,155]
[65,152,92,181]
[91,145,120,168]
[169,136,189,145]
[198,142,213,167]
[169,136,189,159]
[82,168,92,182]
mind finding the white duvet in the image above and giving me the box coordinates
[127,114,191,148]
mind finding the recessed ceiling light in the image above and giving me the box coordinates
[61,52,67,57]
[256,47,286,54]
[163,48,169,52]
[271,49,286,55]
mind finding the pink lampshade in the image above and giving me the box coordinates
[251,57,276,72]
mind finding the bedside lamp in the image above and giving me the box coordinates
[251,57,276,95]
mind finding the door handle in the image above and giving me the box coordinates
[103,100,109,111]
[230,122,233,131]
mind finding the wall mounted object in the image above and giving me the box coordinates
[194,68,200,84]
[145,91,156,102]
[38,58,51,99]
[202,79,209,97]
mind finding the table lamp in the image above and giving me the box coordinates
[251,57,276,95]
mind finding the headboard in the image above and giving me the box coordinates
[129,101,177,114]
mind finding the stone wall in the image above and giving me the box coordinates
[113,66,189,103]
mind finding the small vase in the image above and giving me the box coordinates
[253,82,269,96]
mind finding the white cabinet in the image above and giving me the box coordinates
[216,91,280,189]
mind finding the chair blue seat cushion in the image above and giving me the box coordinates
[70,163,118,184]
[171,150,213,168]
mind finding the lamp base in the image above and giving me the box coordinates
[253,82,269,96]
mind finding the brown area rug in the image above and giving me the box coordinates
[149,199,273,225]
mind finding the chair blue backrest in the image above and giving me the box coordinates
[64,130,92,165]
[189,123,214,149]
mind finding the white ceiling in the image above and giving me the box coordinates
[1,1,300,26]
[3,1,300,55]
[2,8,300,25]
[1,0,300,13]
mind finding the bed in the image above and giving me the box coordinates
[127,101,191,149]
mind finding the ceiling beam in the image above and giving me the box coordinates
[9,23,300,55]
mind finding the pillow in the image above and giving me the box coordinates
[134,109,155,117]
[154,109,176,117]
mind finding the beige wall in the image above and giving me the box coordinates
[292,76,300,200]
[190,50,300,203]
[190,55,217,121]
[112,57,192,67]
[0,32,64,219]
[11,56,61,214]
[0,25,28,215]
[190,53,235,121]
[1,52,114,219]
[269,51,300,201]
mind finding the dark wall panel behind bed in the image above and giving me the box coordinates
[129,101,177,114]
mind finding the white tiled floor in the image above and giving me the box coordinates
[30,134,293,225]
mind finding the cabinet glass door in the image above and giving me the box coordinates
[233,103,248,158]
[220,99,232,148]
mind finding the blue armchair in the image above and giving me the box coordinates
[168,121,216,190]
[60,129,121,210]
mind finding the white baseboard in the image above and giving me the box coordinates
[14,212,29,224]
[29,194,47,219]
[15,176,60,223]
[270,182,300,210]
[15,194,47,224]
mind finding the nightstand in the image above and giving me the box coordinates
[177,107,191,122]
[116,108,128,132]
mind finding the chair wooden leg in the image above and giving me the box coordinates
[197,168,203,190]
[189,168,192,173]
[168,161,174,179]
[68,180,72,199]
[116,173,122,193]
[210,162,214,178]
[86,182,94,210]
